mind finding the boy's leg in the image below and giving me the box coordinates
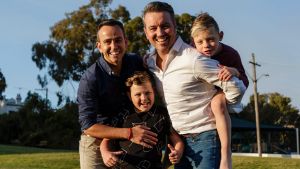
[211,91,232,169]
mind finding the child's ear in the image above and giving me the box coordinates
[219,31,224,41]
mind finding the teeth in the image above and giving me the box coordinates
[111,51,120,54]
[156,36,167,42]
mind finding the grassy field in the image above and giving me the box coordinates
[1,144,300,169]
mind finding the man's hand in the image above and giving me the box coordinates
[130,125,158,148]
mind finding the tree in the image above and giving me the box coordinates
[31,0,197,103]
[175,13,195,44]
[32,0,112,87]
[240,92,300,128]
[0,69,6,99]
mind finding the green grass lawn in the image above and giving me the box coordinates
[1,144,300,169]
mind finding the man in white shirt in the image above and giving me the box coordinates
[142,1,246,169]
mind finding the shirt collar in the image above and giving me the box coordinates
[98,54,128,76]
[170,36,184,54]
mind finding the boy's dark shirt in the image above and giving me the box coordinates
[117,105,172,169]
[77,53,145,131]
[212,43,249,88]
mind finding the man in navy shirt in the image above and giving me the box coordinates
[77,19,158,169]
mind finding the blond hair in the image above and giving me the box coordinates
[191,12,220,38]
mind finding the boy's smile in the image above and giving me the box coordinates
[129,81,155,113]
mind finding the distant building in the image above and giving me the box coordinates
[0,94,24,114]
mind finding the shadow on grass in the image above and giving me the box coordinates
[0,144,75,155]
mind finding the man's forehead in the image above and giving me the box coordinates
[98,26,124,39]
[144,12,173,25]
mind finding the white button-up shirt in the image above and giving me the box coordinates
[145,37,246,134]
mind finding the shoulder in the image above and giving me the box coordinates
[154,105,170,118]
[80,62,98,82]
[221,43,240,56]
[125,53,142,61]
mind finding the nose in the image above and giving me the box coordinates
[156,27,165,37]
[203,40,210,48]
[110,40,118,50]
[141,94,147,101]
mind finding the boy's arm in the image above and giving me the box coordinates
[168,128,184,164]
[194,57,246,104]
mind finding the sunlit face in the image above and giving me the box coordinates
[193,27,223,57]
[144,11,176,55]
[129,81,155,113]
[96,25,128,66]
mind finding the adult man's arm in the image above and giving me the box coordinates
[77,70,157,147]
[194,57,246,104]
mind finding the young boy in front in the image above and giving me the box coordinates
[100,71,184,169]
[191,12,249,169]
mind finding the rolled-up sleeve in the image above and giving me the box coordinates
[193,56,246,104]
[77,69,98,131]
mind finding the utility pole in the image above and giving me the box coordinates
[35,88,48,101]
[249,53,262,157]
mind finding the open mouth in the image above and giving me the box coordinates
[156,36,168,44]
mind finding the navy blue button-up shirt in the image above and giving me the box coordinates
[77,53,145,131]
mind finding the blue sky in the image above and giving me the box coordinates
[0,0,300,109]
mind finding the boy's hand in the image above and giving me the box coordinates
[168,144,182,164]
[101,149,123,167]
[218,64,240,81]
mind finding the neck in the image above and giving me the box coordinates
[110,63,122,75]
[156,50,169,70]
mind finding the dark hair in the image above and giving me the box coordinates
[142,1,175,20]
[125,71,155,92]
[97,19,125,42]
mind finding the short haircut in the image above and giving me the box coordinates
[142,1,175,21]
[125,71,155,92]
[191,12,220,38]
[97,19,125,42]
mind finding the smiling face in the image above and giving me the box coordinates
[129,81,155,113]
[143,11,176,55]
[96,25,128,67]
[192,26,223,57]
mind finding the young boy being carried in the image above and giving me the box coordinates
[100,71,184,169]
[191,12,249,169]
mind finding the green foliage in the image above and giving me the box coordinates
[110,5,130,23]
[240,92,300,128]
[31,0,197,89]
[0,70,6,98]
[0,144,64,155]
[175,13,195,44]
[124,16,149,56]
[0,92,80,149]
[31,0,111,87]
[239,92,300,150]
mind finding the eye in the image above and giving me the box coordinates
[149,27,157,32]
[162,24,170,30]
[197,41,203,45]
[103,39,111,45]
[115,37,123,44]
